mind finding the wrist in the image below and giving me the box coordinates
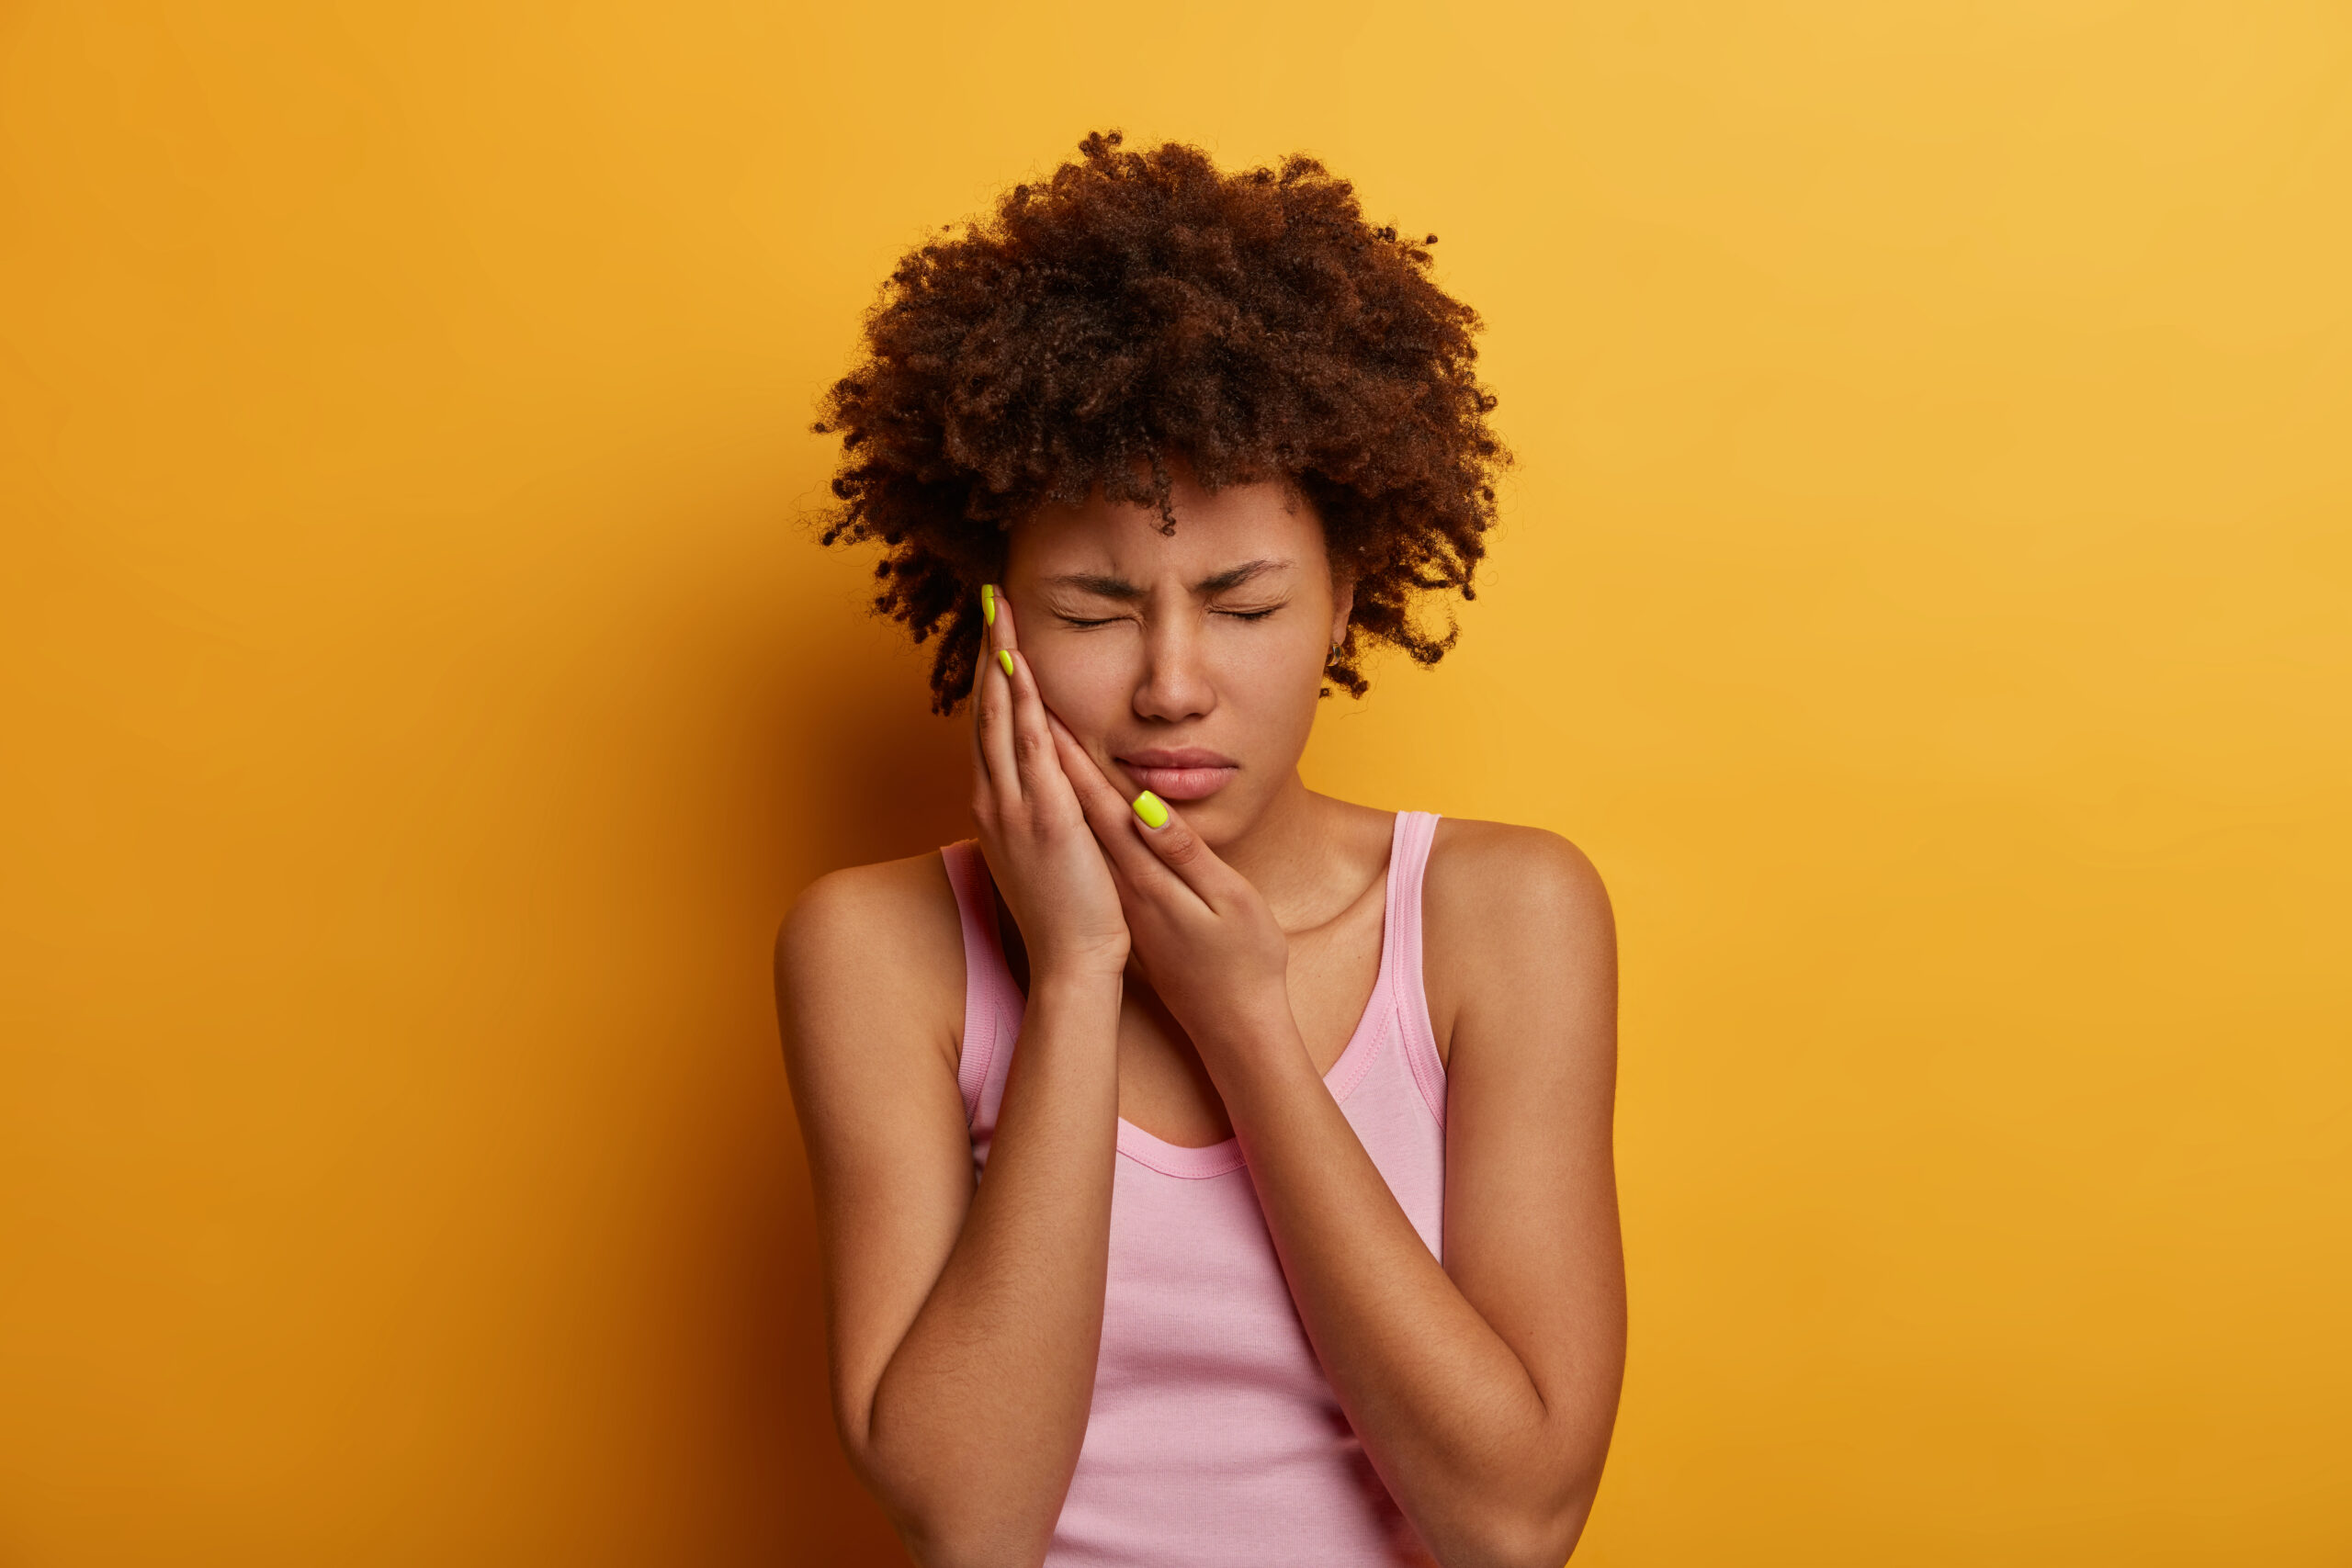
[1028,955,1129,998]
[1189,992,1312,1078]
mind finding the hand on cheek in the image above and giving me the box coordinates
[968,591,1130,983]
[1045,716,1295,1059]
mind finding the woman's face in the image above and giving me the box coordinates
[1003,476,1351,846]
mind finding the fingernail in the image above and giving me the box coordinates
[1131,791,1170,829]
[997,649,1014,679]
[981,583,996,627]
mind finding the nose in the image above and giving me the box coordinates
[1133,609,1216,724]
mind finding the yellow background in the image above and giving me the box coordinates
[4,0,2346,1562]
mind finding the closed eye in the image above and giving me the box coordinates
[1057,614,1128,630]
[1215,605,1283,622]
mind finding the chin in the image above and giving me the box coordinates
[1174,791,1253,847]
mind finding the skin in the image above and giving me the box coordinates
[776,477,1624,1568]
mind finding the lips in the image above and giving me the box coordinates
[1114,747,1239,803]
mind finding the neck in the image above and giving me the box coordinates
[1210,769,1363,930]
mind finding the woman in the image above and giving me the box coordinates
[778,134,1623,1568]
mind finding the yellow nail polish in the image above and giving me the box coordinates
[980,583,996,627]
[1131,791,1170,829]
[997,649,1014,679]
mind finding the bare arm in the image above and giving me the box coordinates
[1047,734,1624,1568]
[778,599,1129,1568]
[1212,825,1623,1567]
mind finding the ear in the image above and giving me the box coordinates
[1328,572,1357,652]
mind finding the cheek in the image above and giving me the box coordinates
[1026,635,1134,725]
[1210,624,1331,732]
[1259,612,1339,681]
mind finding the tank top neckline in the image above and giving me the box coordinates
[967,809,1436,1180]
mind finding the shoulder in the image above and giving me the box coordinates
[1420,818,1616,1059]
[778,849,962,971]
[1425,818,1613,951]
[775,850,967,1070]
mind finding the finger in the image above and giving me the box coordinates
[1046,715,1144,836]
[986,591,1069,803]
[1123,788,1248,908]
[1046,716,1206,908]
[1000,646,1069,803]
[984,580,1015,658]
[972,583,1020,802]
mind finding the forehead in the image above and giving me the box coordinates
[1012,479,1328,581]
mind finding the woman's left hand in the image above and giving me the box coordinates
[1046,717,1295,1063]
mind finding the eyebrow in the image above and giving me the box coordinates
[1042,558,1294,602]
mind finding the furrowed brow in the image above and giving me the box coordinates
[1042,572,1146,602]
[1193,558,1293,594]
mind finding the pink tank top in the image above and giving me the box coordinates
[940,810,1449,1566]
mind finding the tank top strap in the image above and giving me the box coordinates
[1384,810,1449,1128]
[940,840,1019,1126]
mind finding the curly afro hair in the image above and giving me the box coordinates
[814,130,1508,713]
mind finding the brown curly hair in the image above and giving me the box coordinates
[814,131,1508,713]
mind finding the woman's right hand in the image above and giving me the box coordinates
[970,585,1131,983]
